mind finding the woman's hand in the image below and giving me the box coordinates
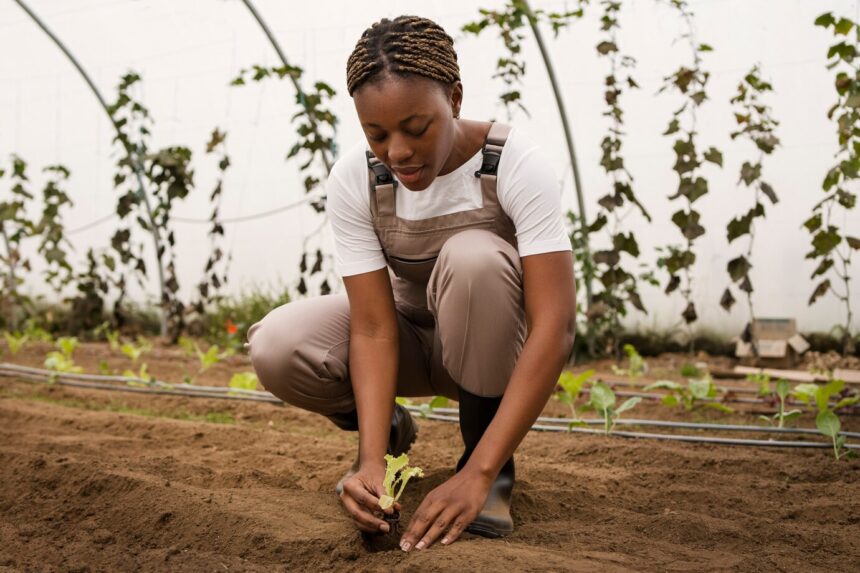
[339,463,400,534]
[399,468,493,551]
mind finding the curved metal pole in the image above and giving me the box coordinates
[12,0,169,336]
[521,0,595,320]
[240,0,333,174]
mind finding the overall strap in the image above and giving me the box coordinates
[474,122,511,207]
[366,150,396,218]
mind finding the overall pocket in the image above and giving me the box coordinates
[387,255,438,284]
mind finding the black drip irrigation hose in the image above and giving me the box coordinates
[1,364,857,450]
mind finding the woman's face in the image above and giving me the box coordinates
[353,74,463,191]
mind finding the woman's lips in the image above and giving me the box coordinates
[393,166,424,184]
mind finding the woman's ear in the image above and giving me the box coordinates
[449,81,463,119]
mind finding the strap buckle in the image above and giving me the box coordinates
[474,149,501,178]
[366,150,394,186]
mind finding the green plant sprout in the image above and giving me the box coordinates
[123,363,153,386]
[790,379,857,460]
[178,336,234,383]
[394,395,448,418]
[93,321,121,350]
[228,372,259,392]
[758,379,801,428]
[120,336,152,363]
[22,321,52,343]
[3,331,29,355]
[378,453,424,512]
[746,372,772,397]
[44,336,83,374]
[611,344,647,379]
[554,369,594,428]
[584,382,641,434]
[646,376,734,413]
[679,362,703,378]
[816,410,855,461]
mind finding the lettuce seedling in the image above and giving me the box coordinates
[584,382,641,434]
[3,331,29,355]
[611,344,647,379]
[746,372,772,397]
[646,375,733,413]
[816,410,855,461]
[555,369,594,429]
[394,395,447,418]
[44,337,83,374]
[229,372,259,393]
[120,336,152,363]
[378,453,423,523]
[759,379,801,428]
[791,379,857,460]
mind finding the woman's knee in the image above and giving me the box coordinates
[247,296,354,414]
[436,229,521,279]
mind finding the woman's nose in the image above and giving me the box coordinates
[387,133,414,164]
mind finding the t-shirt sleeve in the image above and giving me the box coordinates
[497,129,572,257]
[326,146,388,277]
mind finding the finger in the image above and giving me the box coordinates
[346,482,385,515]
[400,500,441,552]
[414,507,461,550]
[440,514,470,546]
[340,492,390,533]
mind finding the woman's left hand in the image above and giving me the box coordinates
[399,468,493,551]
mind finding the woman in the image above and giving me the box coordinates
[248,15,576,552]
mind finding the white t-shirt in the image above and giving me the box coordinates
[326,126,572,277]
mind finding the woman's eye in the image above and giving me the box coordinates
[409,124,430,137]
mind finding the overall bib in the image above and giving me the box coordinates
[248,122,527,415]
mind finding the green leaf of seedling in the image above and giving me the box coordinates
[817,379,845,412]
[428,395,449,411]
[229,372,259,391]
[616,396,642,415]
[662,394,679,407]
[645,380,682,391]
[792,383,820,405]
[816,410,841,438]
[567,420,589,431]
[781,410,802,424]
[395,396,413,406]
[689,378,711,400]
[703,402,734,414]
[775,379,790,401]
[758,415,775,426]
[834,396,859,410]
[589,382,616,412]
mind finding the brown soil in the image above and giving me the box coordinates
[1,343,859,572]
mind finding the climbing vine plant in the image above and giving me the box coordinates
[231,63,338,296]
[108,71,194,340]
[721,66,780,355]
[36,165,75,295]
[190,127,232,317]
[589,0,652,355]
[656,0,722,343]
[806,12,859,354]
[461,0,587,119]
[0,156,35,329]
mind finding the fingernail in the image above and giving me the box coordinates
[400,541,411,552]
[416,540,425,550]
[441,537,450,545]
[380,523,389,533]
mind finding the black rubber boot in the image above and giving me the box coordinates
[332,403,418,495]
[456,386,515,538]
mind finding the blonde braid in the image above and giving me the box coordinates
[346,15,461,96]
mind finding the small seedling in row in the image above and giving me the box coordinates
[44,336,83,374]
[123,363,154,386]
[3,331,29,355]
[746,372,772,397]
[120,336,152,363]
[228,372,259,392]
[816,410,855,461]
[759,379,801,428]
[646,376,733,413]
[584,382,641,434]
[611,344,647,379]
[679,363,703,378]
[22,322,52,343]
[378,453,424,534]
[178,336,234,383]
[93,321,120,350]
[394,396,448,418]
[554,369,594,429]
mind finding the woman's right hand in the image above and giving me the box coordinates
[339,462,399,533]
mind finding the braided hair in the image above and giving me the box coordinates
[346,15,461,97]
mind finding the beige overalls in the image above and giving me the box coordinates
[248,122,527,415]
